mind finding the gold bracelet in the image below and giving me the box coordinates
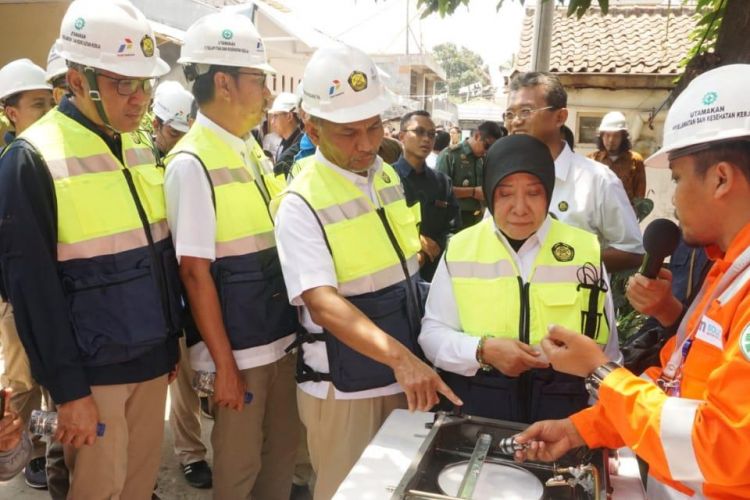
[476,335,493,372]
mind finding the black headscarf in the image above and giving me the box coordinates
[482,134,555,214]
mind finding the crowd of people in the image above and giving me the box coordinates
[0,1,749,500]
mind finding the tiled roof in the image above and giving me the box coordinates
[515,5,696,75]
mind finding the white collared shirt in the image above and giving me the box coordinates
[274,150,405,400]
[164,112,293,371]
[551,143,644,254]
[419,215,622,377]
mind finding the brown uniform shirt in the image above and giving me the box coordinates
[589,149,646,201]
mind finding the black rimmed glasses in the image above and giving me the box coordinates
[97,73,155,96]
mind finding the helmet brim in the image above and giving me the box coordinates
[645,130,750,169]
[303,92,391,124]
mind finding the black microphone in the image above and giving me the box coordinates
[638,218,681,279]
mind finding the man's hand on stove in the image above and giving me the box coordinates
[512,418,585,463]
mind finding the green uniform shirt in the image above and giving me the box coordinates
[436,140,483,213]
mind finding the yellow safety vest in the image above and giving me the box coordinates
[282,159,421,295]
[446,217,609,345]
[20,108,182,366]
[167,123,296,350]
[168,123,277,258]
[278,158,423,391]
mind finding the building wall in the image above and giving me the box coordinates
[565,87,674,227]
[0,2,70,67]
[564,87,669,158]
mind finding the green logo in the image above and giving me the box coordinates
[740,324,750,361]
[222,29,233,40]
[74,17,85,30]
[703,91,718,106]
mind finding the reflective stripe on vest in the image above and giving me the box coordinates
[168,124,276,259]
[282,160,421,296]
[446,217,609,345]
[21,109,170,260]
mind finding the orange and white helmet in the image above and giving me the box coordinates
[56,0,169,78]
[301,43,391,124]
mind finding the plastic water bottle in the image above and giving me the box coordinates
[29,410,105,438]
[192,371,253,404]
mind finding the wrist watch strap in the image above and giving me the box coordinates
[585,361,621,399]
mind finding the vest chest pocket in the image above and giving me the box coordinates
[385,203,421,257]
[326,285,415,392]
[130,166,167,223]
[62,266,167,366]
[529,285,584,345]
[216,263,297,350]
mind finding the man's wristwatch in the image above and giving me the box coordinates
[584,361,621,399]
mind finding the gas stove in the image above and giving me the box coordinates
[390,411,611,500]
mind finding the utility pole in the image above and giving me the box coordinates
[405,0,409,55]
[530,0,554,71]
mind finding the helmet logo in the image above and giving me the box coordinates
[328,79,343,98]
[140,35,154,58]
[222,29,233,40]
[117,38,134,56]
[703,92,718,106]
[74,17,85,30]
[348,70,368,92]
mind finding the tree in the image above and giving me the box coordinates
[433,43,492,101]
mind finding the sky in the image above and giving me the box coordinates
[279,0,527,90]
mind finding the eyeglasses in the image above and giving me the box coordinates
[504,106,555,122]
[404,127,437,139]
[234,70,267,87]
[97,73,155,96]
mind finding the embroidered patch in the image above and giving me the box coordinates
[552,242,574,262]
[381,171,391,183]
[740,324,750,361]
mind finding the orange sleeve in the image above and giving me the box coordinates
[570,402,625,449]
[593,295,750,488]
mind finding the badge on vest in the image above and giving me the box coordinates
[558,201,569,212]
[381,171,391,183]
[696,315,723,350]
[552,242,575,262]
[739,324,750,361]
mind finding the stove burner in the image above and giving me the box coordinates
[437,461,544,500]
[391,411,609,499]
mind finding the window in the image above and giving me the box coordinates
[272,75,277,92]
[282,75,286,92]
[577,114,605,144]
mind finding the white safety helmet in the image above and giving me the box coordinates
[178,11,274,79]
[269,92,299,114]
[0,59,52,104]
[301,43,391,124]
[152,81,194,133]
[56,0,169,78]
[646,64,750,168]
[598,111,628,133]
[45,44,68,84]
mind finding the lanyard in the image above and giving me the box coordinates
[659,246,750,393]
